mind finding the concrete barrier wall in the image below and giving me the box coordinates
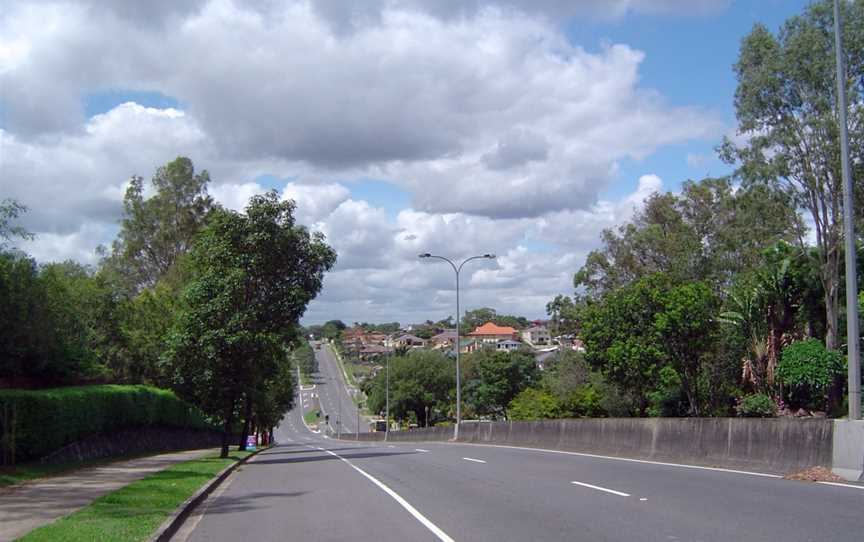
[338,418,837,475]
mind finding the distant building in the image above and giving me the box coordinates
[496,339,523,352]
[521,325,551,346]
[430,329,458,349]
[394,334,427,348]
[468,322,519,344]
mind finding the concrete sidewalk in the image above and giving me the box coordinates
[0,448,216,541]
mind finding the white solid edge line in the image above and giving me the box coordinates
[457,442,782,479]
[415,448,430,453]
[462,457,487,464]
[571,481,630,497]
[313,446,455,542]
[817,481,864,490]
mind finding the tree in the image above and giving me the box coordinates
[575,178,801,297]
[464,350,539,419]
[720,0,864,351]
[106,157,215,293]
[364,350,455,425]
[0,199,33,249]
[580,273,719,416]
[164,192,336,457]
[508,388,563,421]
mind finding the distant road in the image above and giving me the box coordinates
[308,342,366,434]
[181,397,863,541]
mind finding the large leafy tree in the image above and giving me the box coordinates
[720,0,864,350]
[164,192,336,457]
[107,156,214,293]
[464,349,540,419]
[575,178,799,297]
[364,349,455,425]
[580,273,719,416]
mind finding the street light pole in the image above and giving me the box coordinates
[834,0,860,420]
[419,252,496,440]
[385,351,390,441]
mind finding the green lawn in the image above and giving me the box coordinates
[18,451,253,542]
[303,409,320,425]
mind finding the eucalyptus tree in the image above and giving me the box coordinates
[720,0,864,350]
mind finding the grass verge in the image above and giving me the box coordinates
[18,451,253,542]
[303,409,320,426]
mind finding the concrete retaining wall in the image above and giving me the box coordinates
[832,420,864,481]
[339,417,838,476]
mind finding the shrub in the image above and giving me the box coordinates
[508,388,563,420]
[0,385,215,464]
[777,339,845,410]
[735,393,777,417]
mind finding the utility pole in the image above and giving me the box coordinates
[834,0,861,420]
[385,351,390,442]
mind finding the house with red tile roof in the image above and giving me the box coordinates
[467,322,519,345]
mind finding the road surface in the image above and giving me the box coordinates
[179,404,863,541]
[302,343,367,435]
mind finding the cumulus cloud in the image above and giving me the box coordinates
[2,0,721,221]
[1,0,726,323]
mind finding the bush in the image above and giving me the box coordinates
[508,388,563,420]
[0,385,215,464]
[735,393,777,417]
[778,339,845,411]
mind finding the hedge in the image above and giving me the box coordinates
[0,385,216,464]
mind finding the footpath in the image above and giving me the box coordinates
[0,448,214,541]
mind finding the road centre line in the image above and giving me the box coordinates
[462,457,486,464]
[311,446,455,542]
[571,481,630,497]
[455,442,782,479]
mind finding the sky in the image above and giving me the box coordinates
[0,0,815,325]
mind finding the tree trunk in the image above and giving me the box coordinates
[269,427,275,446]
[220,401,235,459]
[238,397,253,451]
[824,278,840,351]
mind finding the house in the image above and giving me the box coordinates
[358,344,392,362]
[459,338,478,354]
[430,330,457,349]
[394,334,427,349]
[468,322,519,344]
[496,339,523,352]
[521,325,551,346]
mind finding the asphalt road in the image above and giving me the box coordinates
[304,343,366,434]
[180,397,863,542]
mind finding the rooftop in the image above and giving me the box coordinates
[468,322,517,336]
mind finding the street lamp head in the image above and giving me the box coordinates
[483,253,496,259]
[418,253,431,258]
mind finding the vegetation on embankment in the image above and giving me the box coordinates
[0,385,214,464]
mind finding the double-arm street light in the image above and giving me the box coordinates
[419,252,496,439]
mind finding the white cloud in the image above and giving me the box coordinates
[1,0,725,323]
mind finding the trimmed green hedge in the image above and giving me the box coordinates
[0,385,215,464]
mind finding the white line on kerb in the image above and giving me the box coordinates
[571,481,630,497]
[459,442,782,479]
[463,457,487,464]
[311,446,455,542]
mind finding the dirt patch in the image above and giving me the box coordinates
[783,466,844,482]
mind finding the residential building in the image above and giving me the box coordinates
[468,322,518,344]
[521,325,551,346]
[496,339,523,352]
[430,329,457,349]
[394,334,427,349]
